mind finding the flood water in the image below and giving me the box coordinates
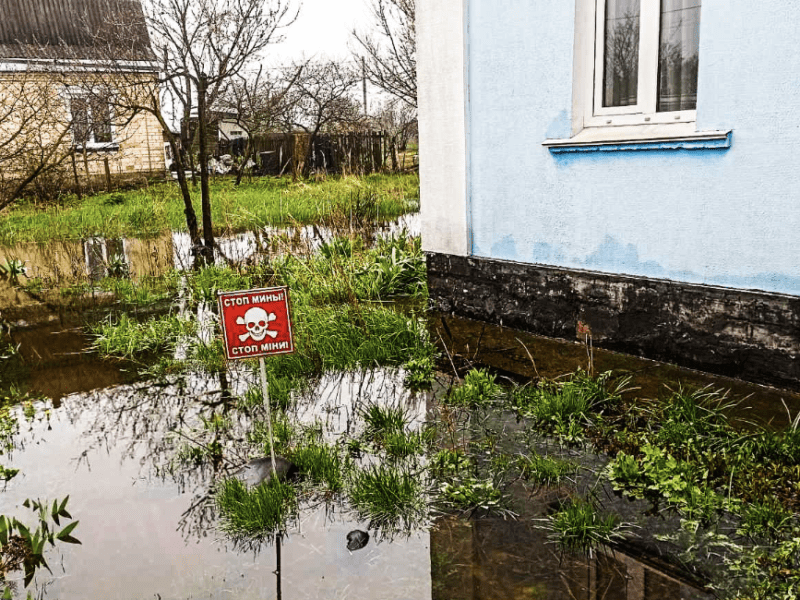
[434,313,800,429]
[1,370,433,599]
[0,217,790,598]
[0,365,712,600]
[0,214,420,290]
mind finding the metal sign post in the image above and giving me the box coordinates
[218,287,294,477]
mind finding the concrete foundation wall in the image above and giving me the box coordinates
[428,252,800,390]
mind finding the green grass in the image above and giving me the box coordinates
[382,431,426,460]
[89,231,433,379]
[288,440,347,493]
[360,403,410,440]
[516,452,578,487]
[544,497,626,554]
[90,313,194,359]
[348,464,429,532]
[215,477,297,541]
[444,368,502,408]
[0,173,419,245]
[97,272,182,305]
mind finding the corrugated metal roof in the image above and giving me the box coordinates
[0,0,155,61]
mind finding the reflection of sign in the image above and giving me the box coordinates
[218,287,294,360]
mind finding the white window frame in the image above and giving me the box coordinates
[64,86,118,151]
[588,0,696,128]
[544,0,728,149]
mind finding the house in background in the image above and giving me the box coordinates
[0,0,165,184]
[418,1,800,389]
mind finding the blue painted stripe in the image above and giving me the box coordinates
[548,132,732,153]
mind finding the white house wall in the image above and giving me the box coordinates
[418,0,469,257]
[458,0,800,296]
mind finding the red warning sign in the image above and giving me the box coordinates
[218,287,294,360]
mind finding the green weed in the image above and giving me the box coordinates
[246,416,295,457]
[382,430,426,460]
[516,452,578,488]
[544,497,626,555]
[403,355,435,390]
[288,440,347,493]
[737,498,793,542]
[348,465,429,532]
[361,403,410,439]
[431,449,473,479]
[0,497,79,591]
[357,233,427,298]
[445,369,501,408]
[91,313,194,359]
[215,477,297,541]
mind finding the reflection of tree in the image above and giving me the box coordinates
[70,370,262,542]
[603,8,640,107]
[657,14,699,112]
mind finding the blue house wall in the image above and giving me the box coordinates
[465,1,800,296]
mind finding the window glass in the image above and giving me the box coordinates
[71,96,91,144]
[91,97,113,143]
[603,0,640,107]
[657,0,701,112]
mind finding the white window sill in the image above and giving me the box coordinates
[543,125,732,154]
[75,142,120,153]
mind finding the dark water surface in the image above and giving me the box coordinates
[434,313,800,429]
[0,364,713,599]
[1,221,790,598]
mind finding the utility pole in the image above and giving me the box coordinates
[362,57,368,117]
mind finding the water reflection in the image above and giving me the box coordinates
[0,361,724,599]
[0,214,420,296]
[0,368,432,599]
[170,213,420,270]
[431,517,710,600]
[0,233,174,289]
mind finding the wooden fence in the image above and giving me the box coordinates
[218,131,386,175]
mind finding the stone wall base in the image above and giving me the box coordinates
[427,253,800,390]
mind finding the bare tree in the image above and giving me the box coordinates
[371,97,416,172]
[147,0,298,260]
[218,63,304,185]
[351,0,416,109]
[81,0,297,262]
[0,68,82,211]
[288,60,362,177]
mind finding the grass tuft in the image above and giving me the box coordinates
[215,477,297,541]
[288,439,347,493]
[348,464,429,532]
[544,497,626,554]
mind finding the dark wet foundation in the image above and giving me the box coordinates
[431,516,711,600]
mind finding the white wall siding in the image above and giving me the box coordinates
[418,0,469,257]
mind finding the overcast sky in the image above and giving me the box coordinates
[267,0,374,64]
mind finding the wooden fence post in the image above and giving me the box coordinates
[103,157,113,192]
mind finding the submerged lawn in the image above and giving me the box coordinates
[0,172,419,245]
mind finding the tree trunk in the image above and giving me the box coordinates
[152,109,201,258]
[235,137,253,186]
[390,135,399,172]
[169,138,200,256]
[197,74,214,263]
[302,126,321,178]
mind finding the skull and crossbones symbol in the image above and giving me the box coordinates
[236,307,278,342]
